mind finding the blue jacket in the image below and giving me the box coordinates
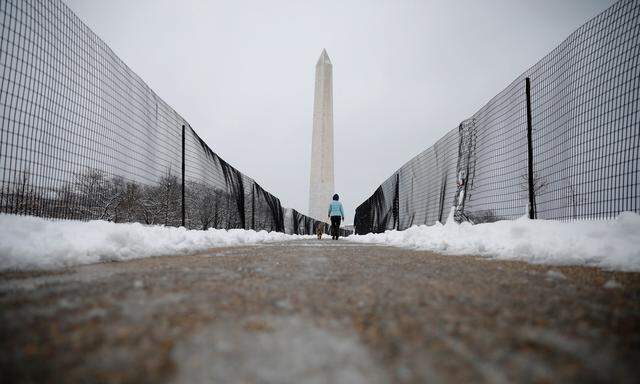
[328,200,345,218]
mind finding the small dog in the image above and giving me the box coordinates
[315,223,325,240]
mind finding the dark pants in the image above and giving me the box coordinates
[330,216,341,239]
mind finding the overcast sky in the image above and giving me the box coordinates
[65,0,613,224]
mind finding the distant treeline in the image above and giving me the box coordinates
[1,168,351,237]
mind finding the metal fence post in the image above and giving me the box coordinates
[252,185,256,229]
[525,78,536,219]
[181,124,186,227]
[394,172,400,229]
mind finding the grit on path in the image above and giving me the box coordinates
[1,240,639,384]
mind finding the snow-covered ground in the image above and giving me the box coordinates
[348,210,640,272]
[2,211,639,272]
[0,214,310,271]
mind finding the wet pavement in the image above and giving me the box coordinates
[1,239,639,383]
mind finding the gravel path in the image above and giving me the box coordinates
[1,239,639,383]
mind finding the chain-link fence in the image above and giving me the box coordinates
[0,0,351,236]
[355,0,639,234]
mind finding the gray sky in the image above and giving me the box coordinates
[65,0,613,224]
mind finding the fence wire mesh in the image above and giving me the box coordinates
[0,0,351,236]
[355,0,639,234]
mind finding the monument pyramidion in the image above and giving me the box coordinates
[308,49,334,222]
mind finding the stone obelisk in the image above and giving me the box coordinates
[308,49,334,222]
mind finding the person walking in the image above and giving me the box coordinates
[327,194,345,240]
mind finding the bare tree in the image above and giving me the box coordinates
[70,169,119,220]
[565,184,590,220]
[519,171,550,217]
[519,171,550,197]
[9,169,42,215]
[139,171,181,226]
[185,181,225,230]
[65,169,152,223]
[48,169,239,229]
[112,178,144,223]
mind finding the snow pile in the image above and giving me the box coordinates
[348,210,640,271]
[0,214,309,271]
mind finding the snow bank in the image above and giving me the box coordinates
[0,214,309,271]
[348,210,640,271]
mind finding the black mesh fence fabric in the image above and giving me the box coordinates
[355,0,640,234]
[354,173,398,234]
[286,208,349,237]
[399,128,459,229]
[0,0,351,236]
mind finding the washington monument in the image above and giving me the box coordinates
[308,49,334,221]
